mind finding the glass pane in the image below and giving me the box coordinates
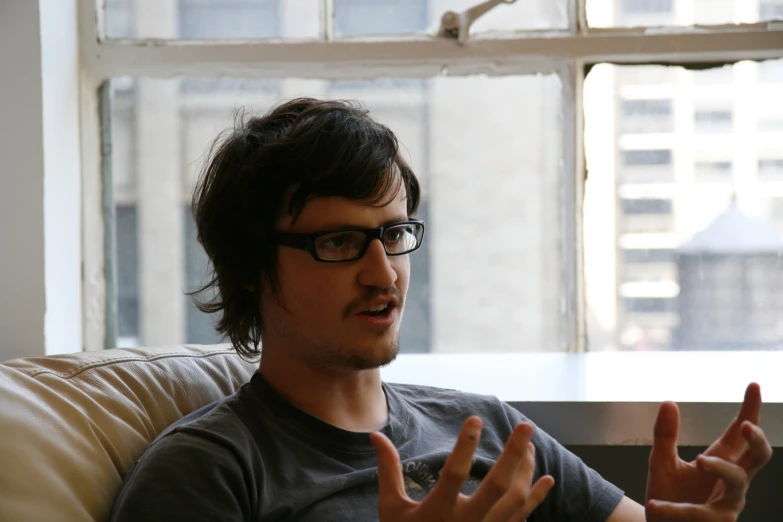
[105,0,321,39]
[108,74,564,353]
[588,0,783,28]
[584,60,783,351]
[335,0,568,36]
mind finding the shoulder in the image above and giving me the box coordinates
[110,397,261,522]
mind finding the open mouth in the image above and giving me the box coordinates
[360,304,393,317]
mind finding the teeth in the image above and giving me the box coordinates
[367,304,388,312]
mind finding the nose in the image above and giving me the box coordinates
[357,239,398,289]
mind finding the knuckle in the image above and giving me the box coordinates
[483,477,508,498]
[506,483,528,506]
[438,466,464,485]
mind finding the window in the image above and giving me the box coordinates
[760,0,783,20]
[178,0,280,39]
[694,104,733,133]
[334,0,428,36]
[85,1,783,357]
[620,150,674,184]
[106,0,321,39]
[116,205,139,346]
[109,74,564,353]
[620,198,674,233]
[620,99,673,133]
[759,158,783,180]
[622,198,673,215]
[695,160,732,182]
[585,61,783,352]
[598,0,782,26]
[621,0,673,15]
[623,296,677,314]
[623,249,676,264]
[622,150,672,166]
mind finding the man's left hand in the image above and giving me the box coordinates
[645,382,773,521]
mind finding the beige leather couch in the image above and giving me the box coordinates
[0,345,257,522]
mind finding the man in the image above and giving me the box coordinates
[110,98,772,522]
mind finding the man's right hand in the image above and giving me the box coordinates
[370,417,555,522]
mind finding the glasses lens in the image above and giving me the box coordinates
[384,223,423,254]
[314,230,367,261]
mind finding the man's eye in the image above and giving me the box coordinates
[316,232,363,252]
[325,235,348,247]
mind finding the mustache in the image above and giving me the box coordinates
[344,287,403,318]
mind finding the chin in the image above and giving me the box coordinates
[343,336,400,371]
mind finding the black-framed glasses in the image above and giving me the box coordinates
[275,220,425,262]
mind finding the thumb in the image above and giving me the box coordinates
[650,401,680,466]
[371,432,407,504]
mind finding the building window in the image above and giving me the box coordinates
[622,149,672,166]
[184,207,221,344]
[621,198,675,234]
[623,248,676,264]
[178,0,280,39]
[620,99,673,133]
[116,205,139,347]
[334,0,428,36]
[759,158,783,180]
[759,0,783,20]
[694,106,733,133]
[622,198,673,215]
[621,0,673,15]
[623,296,677,314]
[620,150,674,184]
[695,160,732,182]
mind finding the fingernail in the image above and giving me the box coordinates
[466,418,482,440]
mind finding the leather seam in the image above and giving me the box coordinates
[24,350,243,380]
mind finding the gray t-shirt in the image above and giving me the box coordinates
[110,373,624,521]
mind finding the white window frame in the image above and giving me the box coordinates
[76,0,783,445]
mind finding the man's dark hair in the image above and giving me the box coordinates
[189,98,421,359]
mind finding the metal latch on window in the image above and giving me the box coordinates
[439,0,517,44]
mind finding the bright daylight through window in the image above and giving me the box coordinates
[97,0,783,355]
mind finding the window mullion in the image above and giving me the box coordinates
[88,27,783,82]
[323,0,334,41]
[559,60,587,353]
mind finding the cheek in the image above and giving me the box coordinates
[276,255,353,311]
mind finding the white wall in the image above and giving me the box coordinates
[0,0,82,361]
[0,0,47,360]
[41,0,82,356]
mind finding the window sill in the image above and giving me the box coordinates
[382,351,783,446]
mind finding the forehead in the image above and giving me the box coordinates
[280,185,409,232]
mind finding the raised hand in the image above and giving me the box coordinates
[645,383,773,521]
[371,416,555,522]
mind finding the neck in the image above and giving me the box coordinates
[258,346,389,433]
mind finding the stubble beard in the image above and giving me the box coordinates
[306,330,401,372]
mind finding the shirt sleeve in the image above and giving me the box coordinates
[502,402,625,522]
[109,429,256,522]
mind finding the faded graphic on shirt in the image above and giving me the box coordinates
[398,458,483,502]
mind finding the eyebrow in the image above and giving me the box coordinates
[313,217,412,232]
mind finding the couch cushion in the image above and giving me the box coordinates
[0,345,257,522]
